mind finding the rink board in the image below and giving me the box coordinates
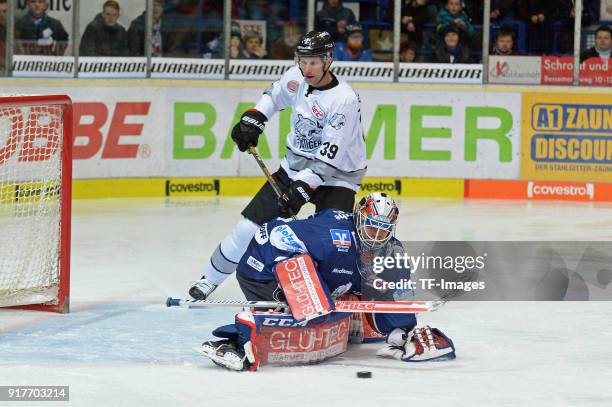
[70,177,465,199]
[0,78,609,202]
[67,177,612,203]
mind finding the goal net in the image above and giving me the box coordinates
[0,95,72,313]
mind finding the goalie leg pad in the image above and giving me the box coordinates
[253,311,351,367]
[337,293,386,344]
[376,326,456,362]
[274,254,334,322]
[369,312,417,337]
[199,310,351,371]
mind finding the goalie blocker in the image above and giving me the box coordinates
[273,254,335,322]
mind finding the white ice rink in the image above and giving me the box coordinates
[1,196,612,407]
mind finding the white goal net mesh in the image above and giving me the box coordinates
[0,102,65,307]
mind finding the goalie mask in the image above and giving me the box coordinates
[354,193,399,250]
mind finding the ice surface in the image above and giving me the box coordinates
[1,197,612,407]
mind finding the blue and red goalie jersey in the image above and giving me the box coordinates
[236,209,409,301]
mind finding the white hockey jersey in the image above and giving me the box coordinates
[255,66,366,192]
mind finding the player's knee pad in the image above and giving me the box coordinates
[219,217,260,263]
[202,310,352,371]
[207,218,260,280]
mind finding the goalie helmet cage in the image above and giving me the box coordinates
[0,95,72,313]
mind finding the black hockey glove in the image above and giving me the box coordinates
[231,109,267,152]
[278,180,312,216]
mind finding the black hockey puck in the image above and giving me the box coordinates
[357,371,372,378]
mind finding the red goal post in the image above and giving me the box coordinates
[0,94,72,313]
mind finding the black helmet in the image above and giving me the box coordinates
[295,31,334,57]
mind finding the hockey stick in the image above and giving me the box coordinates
[247,146,297,220]
[166,297,442,313]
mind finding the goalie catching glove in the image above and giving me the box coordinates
[231,109,267,152]
[376,325,456,362]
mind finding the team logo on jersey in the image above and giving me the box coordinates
[294,114,323,151]
[311,102,325,119]
[287,80,299,93]
[247,256,264,272]
[270,225,307,253]
[330,229,351,252]
[329,113,346,130]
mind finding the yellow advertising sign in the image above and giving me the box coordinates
[521,93,612,181]
[70,177,465,200]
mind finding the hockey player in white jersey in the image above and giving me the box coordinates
[189,31,367,300]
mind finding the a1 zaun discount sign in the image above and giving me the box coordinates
[520,92,612,182]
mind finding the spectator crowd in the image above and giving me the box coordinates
[0,0,610,68]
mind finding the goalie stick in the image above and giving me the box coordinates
[166,297,443,313]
